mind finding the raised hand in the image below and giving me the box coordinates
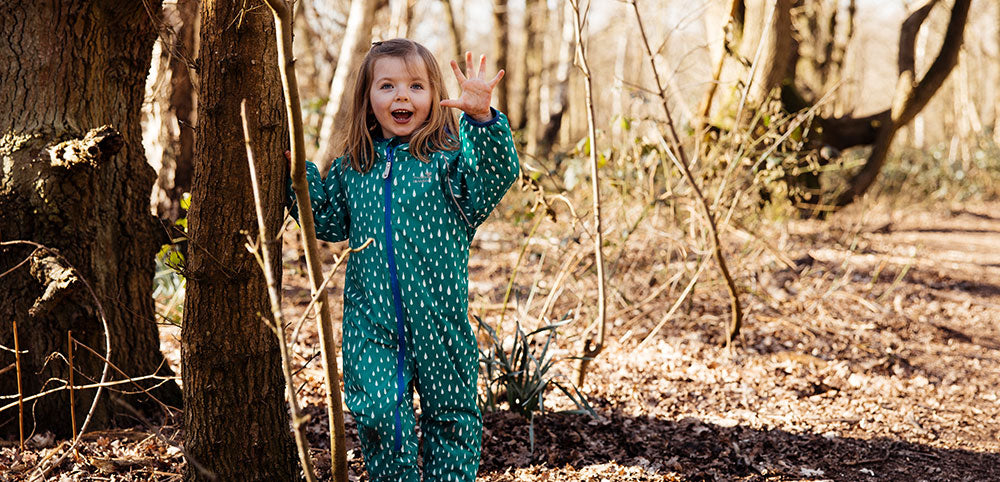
[440,52,505,123]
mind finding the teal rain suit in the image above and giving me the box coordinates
[290,110,519,481]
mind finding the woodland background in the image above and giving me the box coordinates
[1,0,999,481]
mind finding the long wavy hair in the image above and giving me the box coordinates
[342,39,459,173]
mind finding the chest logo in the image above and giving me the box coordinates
[413,170,433,183]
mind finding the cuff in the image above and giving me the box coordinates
[463,107,501,128]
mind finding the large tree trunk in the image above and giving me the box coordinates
[181,1,297,480]
[0,0,181,438]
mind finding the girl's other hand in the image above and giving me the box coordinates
[440,52,504,123]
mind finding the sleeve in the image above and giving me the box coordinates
[286,159,350,243]
[444,108,520,231]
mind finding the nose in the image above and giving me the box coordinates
[395,90,408,102]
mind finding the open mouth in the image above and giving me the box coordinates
[391,109,413,123]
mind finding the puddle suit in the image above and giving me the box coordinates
[289,109,519,481]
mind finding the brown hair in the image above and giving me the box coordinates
[341,39,459,173]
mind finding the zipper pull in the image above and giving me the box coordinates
[382,160,391,179]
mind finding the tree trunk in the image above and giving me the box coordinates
[150,0,199,221]
[181,1,297,480]
[749,0,796,105]
[442,0,464,61]
[0,0,181,439]
[314,0,377,175]
[535,1,574,159]
[518,0,543,135]
[492,0,509,114]
[833,0,970,206]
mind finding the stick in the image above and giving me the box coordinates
[68,330,76,442]
[14,320,23,450]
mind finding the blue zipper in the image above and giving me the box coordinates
[382,142,407,452]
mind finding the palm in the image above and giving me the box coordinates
[440,52,505,122]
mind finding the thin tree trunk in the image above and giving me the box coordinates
[181,0,297,479]
[492,0,509,113]
[996,1,1000,145]
[519,0,543,135]
[696,0,743,133]
[534,2,574,158]
[0,0,181,439]
[442,0,464,61]
[388,0,411,38]
[569,0,605,387]
[315,0,377,175]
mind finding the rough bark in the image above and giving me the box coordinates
[180,0,297,480]
[314,0,377,175]
[0,0,181,438]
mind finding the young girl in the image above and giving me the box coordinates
[289,39,518,481]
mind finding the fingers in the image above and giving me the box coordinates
[465,51,474,80]
[488,69,505,88]
[440,99,460,109]
[449,59,467,84]
[478,54,487,78]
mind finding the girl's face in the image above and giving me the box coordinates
[369,56,432,140]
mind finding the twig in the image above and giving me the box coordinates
[630,0,743,347]
[0,374,175,411]
[67,337,173,415]
[635,258,709,350]
[14,320,23,450]
[68,330,76,442]
[290,237,375,346]
[500,213,545,329]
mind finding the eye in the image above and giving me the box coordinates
[411,83,424,90]
[379,82,393,90]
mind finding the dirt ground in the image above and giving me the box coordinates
[2,201,999,481]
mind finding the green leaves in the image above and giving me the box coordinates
[474,315,595,452]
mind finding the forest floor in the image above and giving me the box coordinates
[3,200,999,481]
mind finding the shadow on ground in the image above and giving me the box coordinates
[477,409,1000,482]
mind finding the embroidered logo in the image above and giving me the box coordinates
[413,170,433,183]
